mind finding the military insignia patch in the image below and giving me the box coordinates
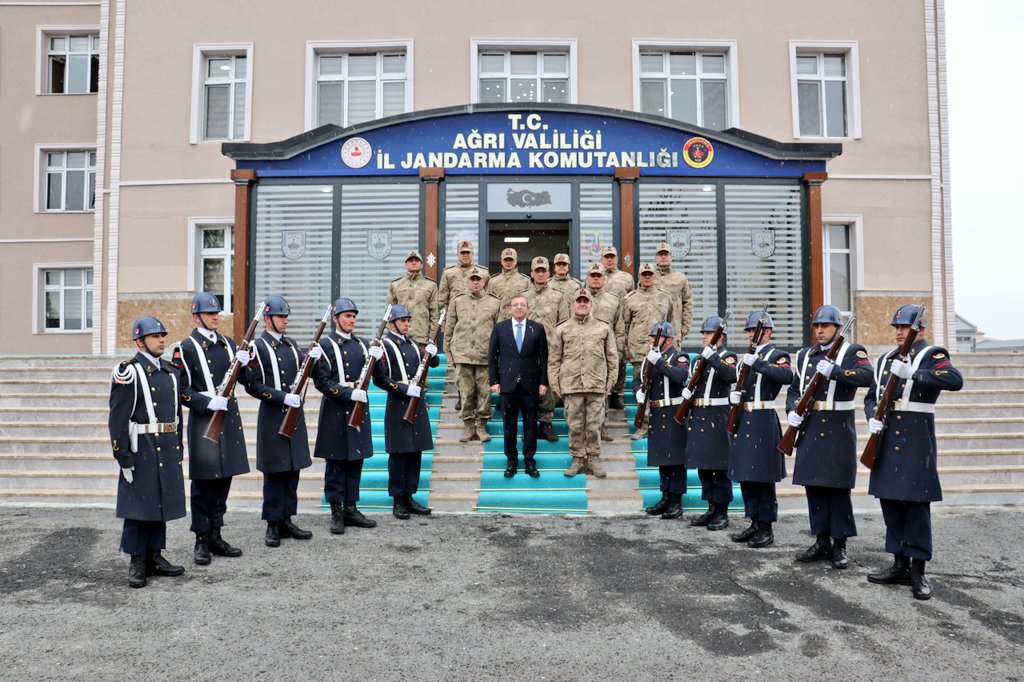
[856,350,868,358]
[933,352,946,359]
[725,357,736,364]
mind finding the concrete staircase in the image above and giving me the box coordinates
[0,352,1021,512]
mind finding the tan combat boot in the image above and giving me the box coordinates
[600,427,614,442]
[459,420,476,443]
[588,457,607,478]
[631,425,648,441]
[476,419,491,442]
[564,457,586,477]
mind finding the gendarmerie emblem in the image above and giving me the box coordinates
[667,228,692,257]
[367,229,392,260]
[282,231,306,260]
[751,227,775,259]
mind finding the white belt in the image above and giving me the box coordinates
[650,396,685,409]
[694,398,730,407]
[131,420,179,435]
[811,400,855,411]
[743,400,776,411]
[891,402,936,414]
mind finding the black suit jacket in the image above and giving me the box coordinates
[488,318,548,393]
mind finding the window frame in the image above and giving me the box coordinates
[190,43,253,144]
[36,25,100,96]
[34,263,94,334]
[188,217,235,313]
[789,40,861,140]
[821,215,864,318]
[470,39,578,104]
[35,144,97,213]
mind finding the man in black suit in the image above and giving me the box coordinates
[488,294,548,478]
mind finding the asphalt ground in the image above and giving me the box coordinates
[0,506,1021,681]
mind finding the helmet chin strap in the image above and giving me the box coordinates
[139,336,161,358]
[196,313,212,331]
[267,315,285,335]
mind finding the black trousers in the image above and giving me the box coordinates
[698,469,733,504]
[658,465,687,494]
[740,481,778,523]
[324,459,364,504]
[805,485,857,539]
[120,519,166,556]
[880,498,933,561]
[190,477,233,533]
[388,452,422,497]
[500,384,538,465]
[262,470,300,522]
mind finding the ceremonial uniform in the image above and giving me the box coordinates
[621,269,678,432]
[686,347,738,521]
[445,278,501,440]
[524,280,569,432]
[385,267,439,344]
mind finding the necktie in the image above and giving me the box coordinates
[515,322,524,352]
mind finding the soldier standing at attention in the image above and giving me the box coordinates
[386,250,439,344]
[632,322,690,520]
[786,305,874,569]
[864,305,963,600]
[524,256,569,442]
[312,298,384,535]
[600,245,635,410]
[108,316,186,588]
[622,263,678,439]
[169,292,249,566]
[728,311,793,549]
[549,252,582,297]
[549,289,618,478]
[653,241,694,344]
[438,240,482,311]
[245,295,320,548]
[584,263,626,441]
[445,267,501,443]
[685,316,738,532]
[376,304,439,519]
[486,247,532,319]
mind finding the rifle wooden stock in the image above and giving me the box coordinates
[725,307,769,436]
[632,328,666,430]
[279,305,332,439]
[202,300,264,444]
[403,308,446,424]
[347,305,393,430]
[674,311,730,424]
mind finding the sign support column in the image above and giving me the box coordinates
[231,168,256,341]
[614,167,640,275]
[803,171,828,314]
[420,167,444,280]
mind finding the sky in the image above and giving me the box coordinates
[947,0,1024,339]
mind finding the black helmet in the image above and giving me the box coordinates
[744,311,774,330]
[811,305,843,326]
[191,292,222,315]
[333,297,358,316]
[891,304,926,328]
[132,316,168,340]
[701,316,726,334]
[263,295,290,317]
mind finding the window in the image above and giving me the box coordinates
[41,268,93,332]
[790,42,861,139]
[191,44,252,143]
[823,223,853,314]
[43,150,96,212]
[199,225,233,312]
[638,51,729,130]
[478,50,569,103]
[46,33,100,94]
[314,51,407,127]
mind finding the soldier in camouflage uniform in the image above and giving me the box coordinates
[487,247,531,320]
[622,263,679,440]
[549,252,582,297]
[385,250,439,344]
[439,239,483,311]
[524,256,569,442]
[549,289,618,478]
[584,262,626,441]
[600,245,635,409]
[445,266,501,443]
[653,241,694,345]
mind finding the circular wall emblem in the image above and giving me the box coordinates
[341,137,372,169]
[683,137,714,169]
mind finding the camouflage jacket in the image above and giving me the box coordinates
[524,283,569,337]
[655,265,694,340]
[549,314,618,395]
[385,272,439,343]
[603,267,635,298]
[444,290,501,365]
[550,274,583,298]
[622,285,678,362]
[586,286,625,352]
[439,261,484,310]
[486,269,532,319]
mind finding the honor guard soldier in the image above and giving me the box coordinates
[312,298,384,535]
[786,305,873,568]
[685,316,738,531]
[245,295,319,547]
[632,322,690,519]
[444,267,501,442]
[549,253,582,297]
[385,250,439,344]
[728,311,793,549]
[524,256,570,442]
[584,263,626,441]
[600,246,635,410]
[486,247,531,320]
[169,292,250,566]
[549,289,618,478]
[109,316,186,588]
[438,240,483,311]
[864,305,963,600]
[653,241,694,344]
[376,304,439,519]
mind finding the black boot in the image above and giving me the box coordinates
[645,493,669,516]
[707,503,730,531]
[539,421,559,442]
[454,397,462,411]
[831,538,850,569]
[690,503,715,527]
[209,528,242,557]
[796,534,832,563]
[329,503,346,535]
[607,393,624,410]
[393,497,410,520]
[910,558,932,600]
[280,517,312,540]
[147,552,185,577]
[731,520,759,543]
[128,555,147,588]
[405,495,432,515]
[193,532,212,566]
[343,502,377,528]
[265,521,281,547]
[660,493,683,520]
[867,554,911,585]
[748,522,775,548]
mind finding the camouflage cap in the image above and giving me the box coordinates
[500,248,518,260]
[638,262,656,274]
[467,265,487,279]
[531,256,549,271]
[600,245,618,257]
[655,241,672,254]
[573,288,593,302]
[457,240,473,253]
[553,253,571,264]
[406,250,423,262]
[587,262,605,276]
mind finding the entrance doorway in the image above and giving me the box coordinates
[487,220,571,276]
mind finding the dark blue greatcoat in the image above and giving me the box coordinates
[108,354,187,522]
[170,330,251,480]
[788,341,874,489]
[632,347,689,466]
[728,344,793,483]
[685,348,738,470]
[313,331,386,461]
[865,340,963,502]
[376,330,439,454]
[244,330,312,474]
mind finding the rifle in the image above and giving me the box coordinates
[674,310,731,425]
[402,307,446,424]
[725,302,770,436]
[860,305,926,469]
[347,304,392,430]
[202,300,265,444]
[278,304,333,438]
[632,310,669,431]
[777,316,856,456]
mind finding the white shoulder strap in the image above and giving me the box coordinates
[875,349,896,402]
[187,336,216,394]
[799,348,813,394]
[133,363,157,425]
[259,338,282,391]
[901,345,933,410]
[382,338,410,383]
[824,343,850,405]
[754,348,775,398]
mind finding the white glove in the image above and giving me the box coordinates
[235,349,251,365]
[307,345,323,362]
[682,387,693,400]
[729,391,742,405]
[350,389,368,404]
[122,467,135,484]
[868,417,885,434]
[646,349,662,365]
[816,358,834,378]
[406,384,422,398]
[368,345,384,360]
[701,346,715,360]
[743,353,758,367]
[890,359,912,380]
[283,393,302,408]
[787,411,804,428]
[635,389,646,404]
[424,343,438,357]
[208,395,229,412]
